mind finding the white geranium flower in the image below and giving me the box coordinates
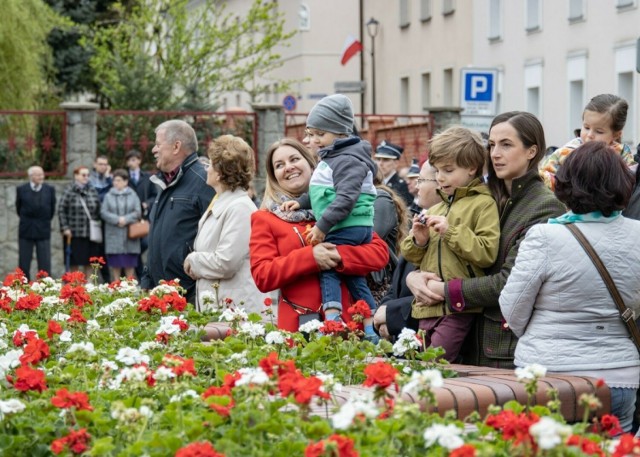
[392,328,421,356]
[0,323,7,337]
[0,350,23,378]
[52,312,71,322]
[238,322,266,339]
[153,366,176,382]
[298,319,323,333]
[139,405,153,419]
[96,297,135,317]
[423,423,464,449]
[66,342,97,357]
[41,296,62,306]
[265,331,285,345]
[170,390,199,403]
[115,347,150,366]
[87,320,100,331]
[139,341,163,352]
[530,417,572,450]
[402,369,444,395]
[235,367,270,387]
[228,351,248,364]
[101,359,118,371]
[515,363,547,381]
[59,331,73,342]
[332,391,378,430]
[0,340,7,350]
[315,372,343,394]
[219,308,248,322]
[16,324,33,334]
[0,399,26,419]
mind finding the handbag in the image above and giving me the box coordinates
[128,220,149,239]
[79,197,103,243]
[566,223,640,353]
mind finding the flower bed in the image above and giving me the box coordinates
[0,266,638,456]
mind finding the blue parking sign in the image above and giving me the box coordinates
[460,68,498,116]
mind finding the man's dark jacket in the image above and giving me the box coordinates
[16,183,56,240]
[141,153,215,299]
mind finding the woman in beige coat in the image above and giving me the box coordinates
[184,135,271,314]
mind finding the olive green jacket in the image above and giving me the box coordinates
[400,178,500,319]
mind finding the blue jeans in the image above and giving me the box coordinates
[611,387,637,433]
[320,226,376,312]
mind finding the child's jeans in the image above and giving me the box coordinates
[418,314,476,362]
[320,226,376,312]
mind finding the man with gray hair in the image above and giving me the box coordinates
[141,120,215,303]
[16,165,56,279]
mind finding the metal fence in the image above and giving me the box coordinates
[97,110,258,170]
[285,113,435,168]
[0,111,67,178]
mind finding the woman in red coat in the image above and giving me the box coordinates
[250,138,389,332]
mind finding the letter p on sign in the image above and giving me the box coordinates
[470,76,487,99]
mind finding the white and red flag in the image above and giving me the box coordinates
[340,34,363,65]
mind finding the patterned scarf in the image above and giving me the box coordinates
[548,210,622,225]
[263,193,315,223]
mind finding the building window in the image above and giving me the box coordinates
[616,0,636,9]
[400,0,410,28]
[400,77,410,114]
[525,61,542,118]
[568,0,585,22]
[489,0,502,41]
[567,53,587,139]
[299,3,310,31]
[615,44,637,143]
[420,0,432,21]
[526,0,541,32]
[443,68,453,106]
[442,0,455,16]
[421,72,431,110]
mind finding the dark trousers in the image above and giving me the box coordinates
[418,314,477,362]
[19,237,51,280]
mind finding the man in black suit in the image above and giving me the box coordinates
[16,166,56,279]
[374,140,414,206]
[125,149,158,279]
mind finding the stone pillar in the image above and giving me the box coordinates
[251,103,285,199]
[60,102,99,178]
[426,107,463,133]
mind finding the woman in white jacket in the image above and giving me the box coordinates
[500,141,640,432]
[184,135,271,315]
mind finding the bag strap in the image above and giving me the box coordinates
[565,223,640,352]
[78,196,93,221]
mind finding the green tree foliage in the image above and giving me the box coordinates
[0,0,65,109]
[88,0,296,110]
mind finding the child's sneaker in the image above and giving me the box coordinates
[364,324,379,344]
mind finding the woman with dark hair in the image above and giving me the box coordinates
[58,166,102,277]
[500,141,640,432]
[183,135,270,313]
[250,138,389,332]
[374,112,566,366]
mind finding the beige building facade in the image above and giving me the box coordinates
[217,0,639,147]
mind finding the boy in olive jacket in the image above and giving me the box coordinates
[401,127,499,362]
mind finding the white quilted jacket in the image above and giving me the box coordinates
[499,217,640,371]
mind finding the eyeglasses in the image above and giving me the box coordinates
[416,177,437,185]
[78,173,90,177]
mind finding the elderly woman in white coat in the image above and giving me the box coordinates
[499,141,640,432]
[183,135,271,314]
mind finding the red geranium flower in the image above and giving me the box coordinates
[156,332,171,344]
[47,320,63,339]
[278,370,330,405]
[89,256,105,266]
[68,308,87,323]
[61,271,86,286]
[14,292,43,311]
[566,435,605,456]
[175,441,225,457]
[597,414,624,437]
[264,297,273,307]
[362,361,398,390]
[51,388,93,411]
[138,295,167,314]
[60,284,92,307]
[305,434,358,457]
[486,410,539,447]
[0,296,12,313]
[172,317,189,332]
[319,320,346,336]
[162,354,197,377]
[611,434,640,457]
[450,444,476,457]
[36,270,49,279]
[50,428,91,455]
[19,338,50,365]
[12,364,47,392]
[13,329,38,347]
[3,268,27,287]
[164,292,187,312]
[347,300,371,322]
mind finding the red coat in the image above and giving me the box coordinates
[250,210,389,332]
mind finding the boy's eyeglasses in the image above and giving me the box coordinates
[416,178,437,185]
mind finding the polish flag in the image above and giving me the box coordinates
[340,34,363,65]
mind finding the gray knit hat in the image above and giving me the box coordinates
[306,94,354,135]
